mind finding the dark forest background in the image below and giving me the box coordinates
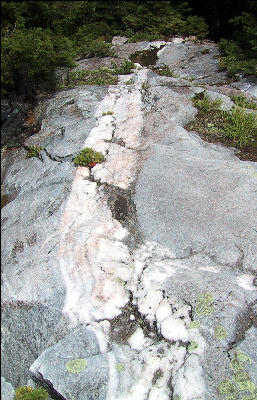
[1,1,256,99]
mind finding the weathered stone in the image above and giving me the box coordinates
[1,39,257,400]
[112,36,129,46]
[1,377,15,400]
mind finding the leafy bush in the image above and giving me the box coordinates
[74,37,116,59]
[14,386,48,400]
[1,25,76,96]
[183,15,209,39]
[73,148,104,167]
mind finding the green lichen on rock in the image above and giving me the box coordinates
[218,351,257,400]
[116,363,125,372]
[214,325,227,340]
[189,320,200,329]
[14,386,48,400]
[188,341,199,352]
[195,292,215,316]
[66,358,87,373]
[233,372,256,393]
[73,147,104,167]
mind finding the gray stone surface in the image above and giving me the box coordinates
[156,42,228,84]
[135,123,257,271]
[1,39,257,400]
[1,377,15,400]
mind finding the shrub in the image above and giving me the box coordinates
[1,25,76,96]
[25,145,44,158]
[73,148,104,167]
[14,386,48,400]
[75,37,116,59]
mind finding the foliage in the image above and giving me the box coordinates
[1,24,76,96]
[25,145,44,158]
[154,65,177,77]
[59,68,118,88]
[111,59,135,75]
[73,147,104,167]
[222,107,257,147]
[218,2,257,77]
[188,92,257,150]
[230,95,257,110]
[14,386,48,400]
[192,93,222,112]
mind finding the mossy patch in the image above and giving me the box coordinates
[66,358,87,373]
[214,325,227,340]
[14,386,48,400]
[102,111,113,116]
[195,292,215,316]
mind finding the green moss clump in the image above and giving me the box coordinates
[66,358,87,373]
[14,386,48,400]
[195,292,215,316]
[25,145,44,159]
[154,65,177,77]
[73,148,104,167]
[214,325,227,340]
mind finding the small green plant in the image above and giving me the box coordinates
[230,95,257,110]
[102,111,113,116]
[222,107,257,147]
[111,59,135,75]
[60,68,118,88]
[14,386,48,400]
[201,49,210,55]
[141,81,150,90]
[125,78,134,85]
[154,65,177,77]
[192,92,223,112]
[25,145,44,158]
[73,147,104,167]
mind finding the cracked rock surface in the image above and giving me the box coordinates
[1,39,257,400]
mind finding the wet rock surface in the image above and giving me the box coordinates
[1,39,257,400]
